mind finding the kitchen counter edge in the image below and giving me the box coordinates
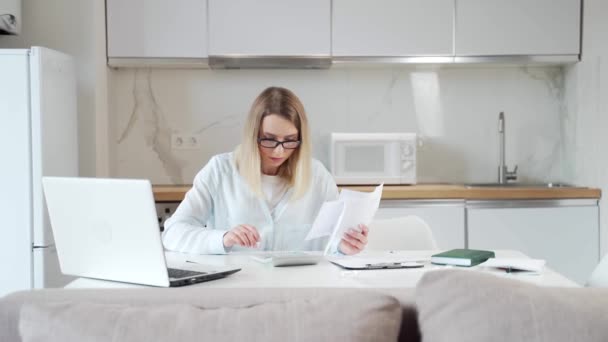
[152,184,601,202]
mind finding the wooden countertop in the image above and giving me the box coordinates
[153,184,601,202]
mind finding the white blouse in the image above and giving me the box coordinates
[162,152,340,254]
[261,174,288,212]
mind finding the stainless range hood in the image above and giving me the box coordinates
[108,54,579,69]
[208,55,331,69]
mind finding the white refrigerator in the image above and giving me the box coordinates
[0,47,78,297]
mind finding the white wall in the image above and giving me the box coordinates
[109,66,570,186]
[564,0,608,257]
[0,0,105,177]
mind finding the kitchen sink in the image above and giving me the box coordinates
[465,182,581,189]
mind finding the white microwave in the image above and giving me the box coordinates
[330,133,417,185]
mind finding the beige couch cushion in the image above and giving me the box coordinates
[1,287,417,342]
[416,270,608,342]
[16,290,402,342]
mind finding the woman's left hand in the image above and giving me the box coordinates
[338,224,369,255]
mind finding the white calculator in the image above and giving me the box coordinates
[251,252,324,267]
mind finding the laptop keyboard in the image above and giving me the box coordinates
[167,268,206,279]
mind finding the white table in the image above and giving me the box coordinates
[66,250,579,289]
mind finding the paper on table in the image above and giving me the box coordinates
[482,258,546,272]
[327,256,428,269]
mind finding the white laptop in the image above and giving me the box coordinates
[42,176,240,287]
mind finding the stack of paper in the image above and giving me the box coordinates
[481,258,546,273]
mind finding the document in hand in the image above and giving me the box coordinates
[305,184,384,254]
[431,249,495,267]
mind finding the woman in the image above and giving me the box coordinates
[162,86,368,255]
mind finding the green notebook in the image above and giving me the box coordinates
[431,249,495,267]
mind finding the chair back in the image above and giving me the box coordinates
[366,215,438,251]
[587,254,608,287]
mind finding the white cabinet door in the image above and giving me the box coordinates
[332,0,453,57]
[208,0,330,56]
[467,200,599,285]
[107,0,207,58]
[455,0,580,56]
[376,200,465,249]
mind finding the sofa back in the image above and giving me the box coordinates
[0,287,412,342]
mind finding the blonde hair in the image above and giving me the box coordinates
[234,87,312,200]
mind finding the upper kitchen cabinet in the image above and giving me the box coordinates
[106,0,207,66]
[104,0,582,67]
[455,0,581,58]
[208,0,330,59]
[332,0,453,58]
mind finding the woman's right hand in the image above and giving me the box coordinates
[223,224,261,248]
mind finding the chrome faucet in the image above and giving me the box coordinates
[498,112,518,184]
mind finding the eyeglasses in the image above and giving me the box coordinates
[257,138,301,149]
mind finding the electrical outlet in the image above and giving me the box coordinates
[155,202,180,232]
[171,132,201,150]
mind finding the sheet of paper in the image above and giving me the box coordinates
[320,184,384,254]
[338,187,379,200]
[249,255,273,263]
[331,183,384,237]
[305,200,345,241]
[482,258,546,272]
[304,184,383,255]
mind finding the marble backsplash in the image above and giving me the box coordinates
[109,65,573,185]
